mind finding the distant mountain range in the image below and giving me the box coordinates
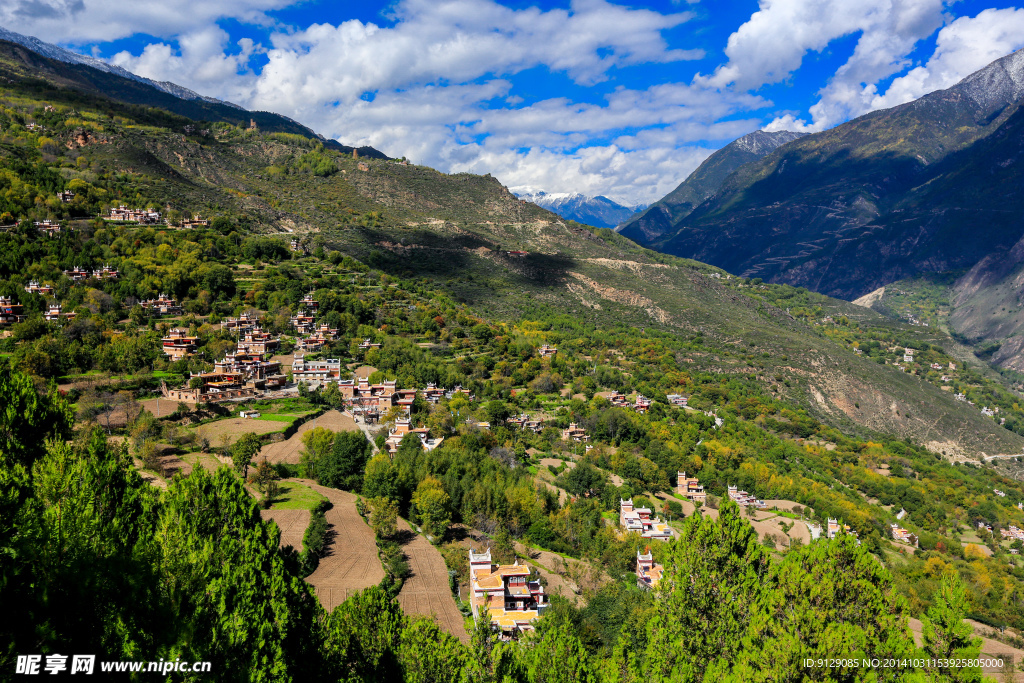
[515,191,645,229]
[0,26,389,159]
[623,47,1024,303]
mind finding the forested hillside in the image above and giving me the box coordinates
[1,41,1024,682]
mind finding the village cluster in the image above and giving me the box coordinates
[11,201,213,238]
[2,270,981,641]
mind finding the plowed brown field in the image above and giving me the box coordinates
[260,411,362,465]
[260,509,310,551]
[396,518,470,643]
[295,480,384,613]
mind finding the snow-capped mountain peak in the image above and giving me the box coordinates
[513,189,646,229]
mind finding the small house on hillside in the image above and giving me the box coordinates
[470,548,547,640]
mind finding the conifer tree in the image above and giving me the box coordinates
[921,572,983,682]
[637,501,768,682]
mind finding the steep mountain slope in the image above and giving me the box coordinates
[0,36,388,158]
[515,191,644,228]
[648,48,1024,300]
[617,130,804,244]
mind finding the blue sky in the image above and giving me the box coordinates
[2,0,1023,204]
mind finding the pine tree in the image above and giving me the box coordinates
[736,533,917,681]
[637,501,768,682]
[399,617,472,683]
[921,572,983,682]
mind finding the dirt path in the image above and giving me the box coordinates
[294,480,384,614]
[260,509,311,552]
[260,410,363,465]
[396,518,470,643]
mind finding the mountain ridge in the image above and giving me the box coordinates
[616,129,805,244]
[0,26,242,108]
[641,47,1024,302]
[0,28,390,159]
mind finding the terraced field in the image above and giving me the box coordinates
[260,410,362,465]
[260,509,310,552]
[396,518,470,643]
[297,480,384,613]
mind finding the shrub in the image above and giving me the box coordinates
[300,508,330,577]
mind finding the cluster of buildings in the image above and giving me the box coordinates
[999,526,1024,550]
[289,362,422,424]
[44,303,75,322]
[562,422,588,442]
[507,413,543,432]
[162,326,287,402]
[384,417,444,454]
[62,265,118,281]
[163,347,286,403]
[538,344,557,358]
[24,281,53,296]
[676,471,706,504]
[222,312,259,334]
[727,484,767,509]
[179,214,210,228]
[56,190,75,203]
[889,523,918,547]
[619,498,674,541]
[469,548,547,640]
[602,391,663,414]
[162,328,198,361]
[33,219,65,237]
[297,323,339,352]
[105,206,161,224]
[0,296,24,325]
[827,518,860,543]
[140,294,182,316]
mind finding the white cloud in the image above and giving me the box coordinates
[705,0,947,131]
[19,0,1014,205]
[109,27,258,102]
[0,0,289,45]
[868,8,1024,110]
[473,143,718,206]
[102,0,729,204]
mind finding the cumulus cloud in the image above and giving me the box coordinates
[109,27,259,103]
[18,0,1015,204]
[705,0,947,131]
[104,0,732,203]
[472,143,718,206]
[868,8,1024,110]
[757,5,1024,132]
